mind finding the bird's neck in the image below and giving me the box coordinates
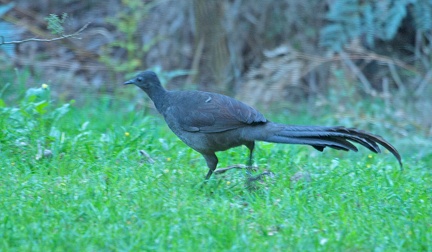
[143,85,168,113]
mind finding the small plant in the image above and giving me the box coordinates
[0,83,72,162]
[99,0,160,74]
[320,0,432,51]
[45,13,68,35]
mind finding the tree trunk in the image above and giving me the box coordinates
[192,0,231,93]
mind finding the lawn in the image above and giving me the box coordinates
[0,84,431,251]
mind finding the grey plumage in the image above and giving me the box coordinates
[124,70,402,180]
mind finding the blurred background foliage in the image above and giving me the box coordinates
[0,0,431,139]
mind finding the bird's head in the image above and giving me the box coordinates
[123,70,161,90]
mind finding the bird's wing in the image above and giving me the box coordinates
[166,91,267,133]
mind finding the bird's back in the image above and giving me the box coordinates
[161,90,268,134]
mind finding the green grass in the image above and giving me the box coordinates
[0,84,431,251]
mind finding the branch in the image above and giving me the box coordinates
[214,164,259,174]
[139,150,155,164]
[0,22,90,46]
[339,51,373,94]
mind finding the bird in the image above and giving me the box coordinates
[124,70,402,180]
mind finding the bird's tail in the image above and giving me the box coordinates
[254,123,402,167]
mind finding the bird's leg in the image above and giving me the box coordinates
[244,142,273,184]
[203,153,218,180]
[212,142,257,176]
[246,142,255,176]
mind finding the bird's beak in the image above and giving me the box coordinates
[123,79,135,85]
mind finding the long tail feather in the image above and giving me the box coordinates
[261,124,403,168]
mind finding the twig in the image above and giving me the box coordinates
[247,170,275,182]
[214,164,258,174]
[0,22,90,46]
[186,37,204,85]
[298,51,418,79]
[139,150,155,164]
[387,63,405,91]
[415,68,432,97]
[339,51,373,94]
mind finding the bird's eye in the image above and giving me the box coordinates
[137,76,143,82]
